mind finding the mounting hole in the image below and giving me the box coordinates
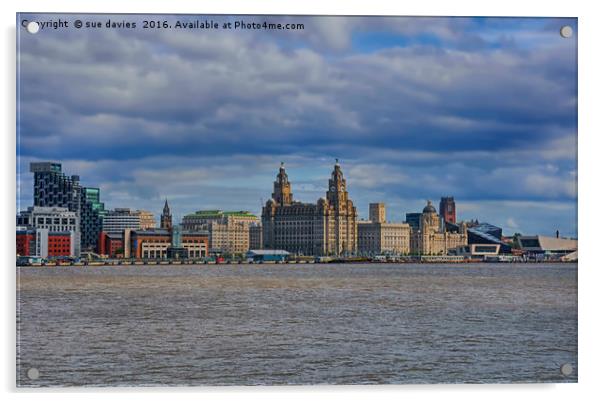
[560,363,573,376]
[27,367,40,380]
[560,25,573,38]
[26,21,40,34]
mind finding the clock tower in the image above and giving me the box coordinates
[326,159,349,207]
[272,162,293,205]
[325,159,357,255]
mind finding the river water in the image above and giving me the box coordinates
[16,263,577,386]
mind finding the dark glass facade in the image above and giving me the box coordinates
[30,162,106,252]
[405,212,421,231]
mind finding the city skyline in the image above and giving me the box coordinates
[18,158,575,239]
[17,15,578,237]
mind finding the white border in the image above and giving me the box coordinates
[2,1,600,400]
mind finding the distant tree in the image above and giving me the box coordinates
[511,233,522,249]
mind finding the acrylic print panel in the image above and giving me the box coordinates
[16,14,578,387]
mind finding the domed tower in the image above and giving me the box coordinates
[420,200,440,233]
[272,162,293,205]
[160,199,172,230]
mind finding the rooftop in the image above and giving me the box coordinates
[247,249,290,255]
[185,210,258,218]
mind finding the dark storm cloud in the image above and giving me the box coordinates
[16,14,577,236]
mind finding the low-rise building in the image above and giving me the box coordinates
[16,206,80,257]
[517,235,577,259]
[357,203,411,255]
[453,243,501,259]
[98,232,124,258]
[16,227,75,258]
[246,249,289,263]
[127,228,209,259]
[182,210,259,255]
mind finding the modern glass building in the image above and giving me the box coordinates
[29,162,106,252]
[405,212,421,231]
[80,187,106,251]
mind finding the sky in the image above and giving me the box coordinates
[16,14,578,237]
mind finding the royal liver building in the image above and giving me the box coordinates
[262,160,358,256]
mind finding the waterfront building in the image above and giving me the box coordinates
[102,208,141,236]
[410,200,468,255]
[453,244,501,259]
[98,232,124,258]
[160,200,172,230]
[439,196,456,223]
[261,161,358,256]
[79,187,106,251]
[181,210,259,255]
[249,223,263,250]
[29,162,105,252]
[465,222,511,253]
[16,206,80,256]
[127,228,209,259]
[16,228,75,259]
[134,210,156,229]
[246,249,289,263]
[517,235,577,259]
[358,203,410,255]
[405,212,421,231]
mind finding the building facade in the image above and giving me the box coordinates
[29,162,105,252]
[369,203,386,223]
[30,162,81,211]
[249,223,263,250]
[16,206,80,256]
[127,228,209,259]
[16,228,75,258]
[181,210,259,255]
[439,196,456,223]
[262,161,358,256]
[358,203,411,255]
[102,208,141,236]
[79,187,106,251]
[134,210,156,229]
[405,212,421,231]
[410,200,468,255]
[98,232,124,258]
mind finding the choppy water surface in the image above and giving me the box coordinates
[17,263,577,386]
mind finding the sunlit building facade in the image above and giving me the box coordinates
[262,161,358,256]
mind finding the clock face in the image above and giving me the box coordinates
[330,186,336,191]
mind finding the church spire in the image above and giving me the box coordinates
[160,199,172,230]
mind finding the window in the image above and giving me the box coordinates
[475,245,498,253]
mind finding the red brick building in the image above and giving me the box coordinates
[439,197,456,224]
[16,229,73,257]
[98,232,124,258]
[16,231,34,256]
[128,229,208,259]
